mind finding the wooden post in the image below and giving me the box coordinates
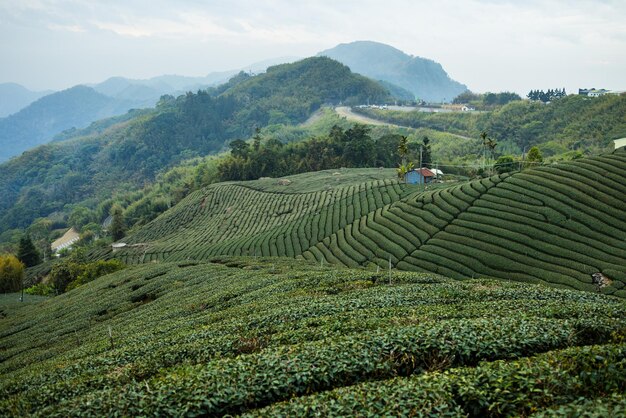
[388,255,392,285]
[108,325,114,350]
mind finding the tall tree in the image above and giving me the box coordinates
[110,205,126,241]
[525,146,543,169]
[252,127,262,152]
[17,235,41,267]
[421,136,432,167]
[397,135,408,167]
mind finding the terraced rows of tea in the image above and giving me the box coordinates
[117,176,411,262]
[2,259,625,416]
[115,151,626,296]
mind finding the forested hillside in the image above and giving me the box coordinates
[0,58,389,233]
[356,94,626,157]
[0,86,137,162]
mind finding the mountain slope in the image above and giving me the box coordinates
[0,83,52,117]
[0,85,137,162]
[2,258,625,415]
[0,57,390,231]
[111,151,626,297]
[319,40,467,102]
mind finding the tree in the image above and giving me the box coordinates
[110,205,126,241]
[421,136,432,167]
[397,162,414,183]
[525,146,543,169]
[0,255,24,292]
[229,139,250,159]
[252,127,262,151]
[17,235,41,267]
[397,135,408,167]
[494,155,516,174]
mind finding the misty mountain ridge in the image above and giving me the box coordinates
[0,83,52,118]
[90,56,302,107]
[318,40,467,102]
[0,85,138,162]
[0,56,302,161]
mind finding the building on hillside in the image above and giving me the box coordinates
[405,168,435,185]
[579,88,610,97]
[614,138,626,150]
[429,168,445,179]
[51,227,81,254]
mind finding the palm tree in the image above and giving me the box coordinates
[397,161,414,183]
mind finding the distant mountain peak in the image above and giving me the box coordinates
[318,41,467,102]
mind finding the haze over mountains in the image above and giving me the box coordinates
[0,83,52,118]
[0,42,469,162]
[0,56,300,162]
[319,41,468,102]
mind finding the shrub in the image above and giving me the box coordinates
[0,254,24,292]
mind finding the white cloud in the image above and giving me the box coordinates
[1,0,625,92]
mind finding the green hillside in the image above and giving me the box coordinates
[0,57,390,232]
[356,94,626,158]
[109,151,626,297]
[1,258,625,415]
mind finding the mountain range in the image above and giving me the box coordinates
[0,83,52,118]
[0,43,468,162]
[0,57,390,232]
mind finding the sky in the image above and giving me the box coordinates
[1,0,625,95]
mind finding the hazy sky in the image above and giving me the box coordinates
[1,0,625,95]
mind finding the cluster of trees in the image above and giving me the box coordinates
[218,125,427,182]
[493,146,544,174]
[527,89,567,102]
[49,255,125,293]
[453,91,522,108]
[0,234,44,293]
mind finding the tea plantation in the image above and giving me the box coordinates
[1,258,625,416]
[111,150,626,297]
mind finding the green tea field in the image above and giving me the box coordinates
[1,258,625,416]
[111,150,626,297]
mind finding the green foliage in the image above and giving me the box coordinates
[17,235,41,267]
[355,94,626,160]
[50,258,126,293]
[110,205,125,241]
[217,124,394,181]
[526,146,544,168]
[103,152,626,298]
[0,254,24,292]
[0,57,388,236]
[0,259,624,415]
[453,90,522,108]
[23,282,54,296]
[494,155,517,173]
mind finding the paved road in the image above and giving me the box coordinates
[334,107,474,141]
[335,106,405,127]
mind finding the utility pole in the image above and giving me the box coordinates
[419,146,423,189]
